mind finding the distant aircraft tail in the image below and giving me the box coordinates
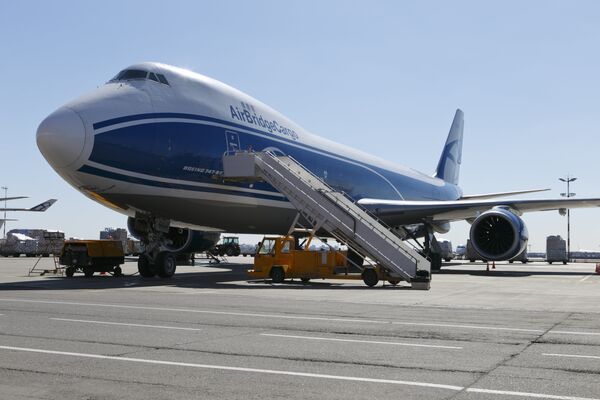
[29,199,57,212]
[434,109,464,185]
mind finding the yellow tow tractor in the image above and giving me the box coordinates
[59,240,125,277]
[248,235,402,287]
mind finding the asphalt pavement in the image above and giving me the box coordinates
[0,256,599,399]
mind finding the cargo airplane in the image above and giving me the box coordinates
[36,63,600,278]
[0,197,57,232]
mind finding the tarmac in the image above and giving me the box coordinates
[1,256,600,399]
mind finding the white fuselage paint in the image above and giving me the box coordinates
[37,62,460,234]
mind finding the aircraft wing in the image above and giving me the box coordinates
[0,199,57,212]
[357,197,600,225]
[460,188,550,200]
[0,196,28,202]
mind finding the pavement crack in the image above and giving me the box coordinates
[446,312,576,399]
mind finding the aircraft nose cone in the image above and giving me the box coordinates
[36,107,86,168]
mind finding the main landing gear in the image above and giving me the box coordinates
[138,252,177,278]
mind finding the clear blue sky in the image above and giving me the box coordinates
[1,0,599,251]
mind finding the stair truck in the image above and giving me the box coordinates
[249,235,403,287]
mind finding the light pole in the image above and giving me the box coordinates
[559,175,576,261]
[1,186,6,239]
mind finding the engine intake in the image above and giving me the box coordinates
[469,207,528,261]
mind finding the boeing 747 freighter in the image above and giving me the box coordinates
[36,63,600,278]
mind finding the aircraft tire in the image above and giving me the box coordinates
[362,269,379,287]
[138,256,156,278]
[157,252,177,278]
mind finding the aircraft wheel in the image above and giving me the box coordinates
[270,267,285,283]
[138,255,156,277]
[157,252,176,278]
[362,269,379,287]
[83,267,94,278]
[113,266,123,277]
[65,266,75,277]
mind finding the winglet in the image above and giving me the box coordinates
[29,199,57,212]
[434,109,464,185]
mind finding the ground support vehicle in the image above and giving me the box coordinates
[249,236,404,287]
[209,236,241,257]
[240,243,257,257]
[438,240,454,262]
[59,240,125,277]
[546,235,568,264]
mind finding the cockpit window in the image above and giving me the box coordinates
[110,69,170,85]
[156,73,169,85]
[115,69,148,80]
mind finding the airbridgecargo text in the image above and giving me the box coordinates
[229,103,298,140]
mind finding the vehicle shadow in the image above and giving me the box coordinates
[2,261,594,291]
[0,262,415,291]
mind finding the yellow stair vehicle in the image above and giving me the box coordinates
[249,236,401,287]
[59,240,125,277]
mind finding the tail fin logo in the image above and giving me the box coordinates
[434,109,464,186]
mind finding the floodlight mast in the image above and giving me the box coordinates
[559,175,577,261]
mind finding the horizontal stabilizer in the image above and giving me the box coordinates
[461,188,550,200]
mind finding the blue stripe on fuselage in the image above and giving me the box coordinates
[89,113,458,201]
[78,165,287,202]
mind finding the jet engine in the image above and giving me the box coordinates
[469,207,528,261]
[127,217,220,253]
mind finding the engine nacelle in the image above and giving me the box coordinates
[127,217,220,253]
[469,207,528,261]
[163,227,220,254]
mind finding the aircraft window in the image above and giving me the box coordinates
[119,69,148,80]
[148,73,159,82]
[156,73,169,85]
[111,69,149,82]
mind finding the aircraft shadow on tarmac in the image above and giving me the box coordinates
[439,262,596,278]
[0,261,594,291]
[0,262,414,291]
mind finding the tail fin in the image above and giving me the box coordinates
[434,109,464,185]
[29,199,57,212]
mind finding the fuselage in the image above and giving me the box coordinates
[37,62,461,234]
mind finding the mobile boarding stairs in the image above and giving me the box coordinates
[222,151,431,290]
